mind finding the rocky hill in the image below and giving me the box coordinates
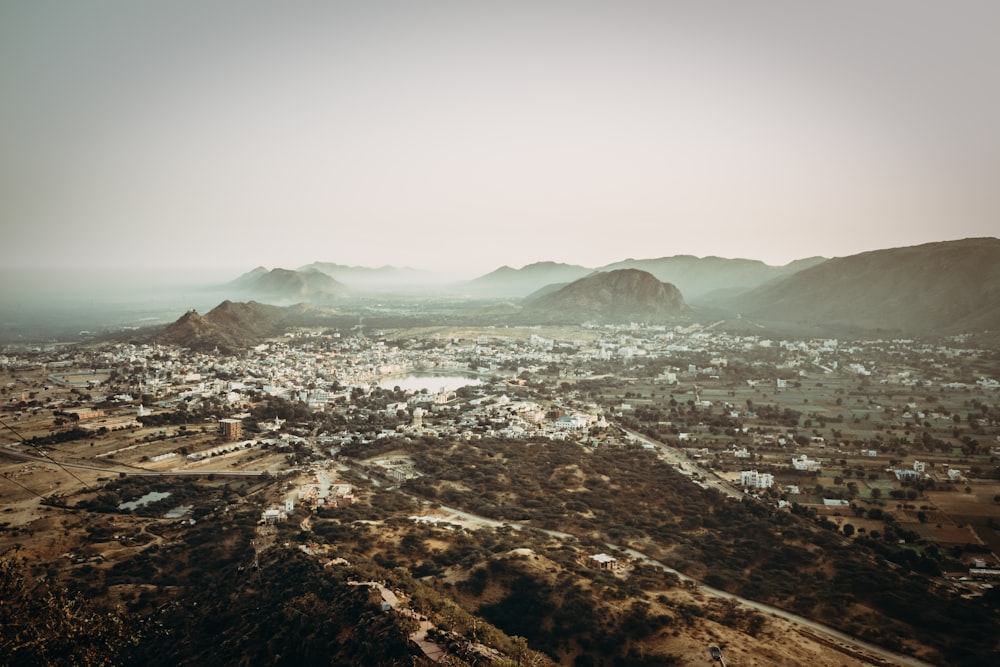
[155,300,289,353]
[711,238,1000,333]
[228,267,345,301]
[522,269,688,323]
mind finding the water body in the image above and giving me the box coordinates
[164,504,193,519]
[378,374,481,393]
[118,490,170,510]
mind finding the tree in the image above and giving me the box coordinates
[0,558,144,665]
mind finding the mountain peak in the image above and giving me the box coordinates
[156,300,288,353]
[523,269,688,323]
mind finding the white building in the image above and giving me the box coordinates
[555,414,588,430]
[740,470,774,489]
[792,455,821,472]
[589,553,618,570]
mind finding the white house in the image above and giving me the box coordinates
[792,455,821,472]
[740,470,774,489]
[589,553,618,570]
[555,415,588,430]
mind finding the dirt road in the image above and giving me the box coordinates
[419,499,937,667]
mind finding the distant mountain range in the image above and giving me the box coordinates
[226,255,824,302]
[236,255,827,301]
[202,238,999,337]
[460,256,826,300]
[465,262,594,297]
[601,255,827,302]
[297,262,438,290]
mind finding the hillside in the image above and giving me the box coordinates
[155,300,288,353]
[522,269,689,323]
[600,255,827,302]
[713,238,1000,333]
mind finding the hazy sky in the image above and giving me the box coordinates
[2,1,997,277]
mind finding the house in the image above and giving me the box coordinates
[589,553,618,570]
[740,470,774,489]
[62,407,105,420]
[792,455,821,472]
[261,508,284,525]
[554,415,588,430]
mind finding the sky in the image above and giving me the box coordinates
[1,1,998,278]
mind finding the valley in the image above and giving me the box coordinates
[2,314,999,665]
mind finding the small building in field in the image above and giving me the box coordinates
[589,553,618,570]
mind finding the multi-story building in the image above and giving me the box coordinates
[740,470,774,489]
[219,418,243,441]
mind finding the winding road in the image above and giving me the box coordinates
[417,499,937,667]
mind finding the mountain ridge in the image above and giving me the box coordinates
[710,237,1000,333]
[465,261,594,297]
[147,238,1000,351]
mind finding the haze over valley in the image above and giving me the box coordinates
[4,237,998,345]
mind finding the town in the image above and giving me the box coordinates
[2,322,999,666]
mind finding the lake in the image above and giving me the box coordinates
[378,374,481,393]
[119,490,170,510]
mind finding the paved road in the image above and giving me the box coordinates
[622,427,744,500]
[1,446,266,477]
